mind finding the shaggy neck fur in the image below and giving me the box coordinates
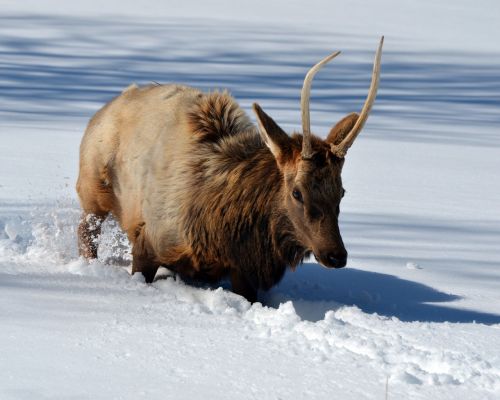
[184,93,306,289]
[185,132,306,289]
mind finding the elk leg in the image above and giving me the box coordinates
[78,212,105,259]
[132,224,159,283]
[230,269,257,303]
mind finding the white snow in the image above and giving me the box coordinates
[1,1,499,399]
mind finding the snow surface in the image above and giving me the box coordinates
[1,1,499,399]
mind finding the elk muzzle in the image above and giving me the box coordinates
[314,248,348,269]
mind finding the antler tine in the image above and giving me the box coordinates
[300,50,341,159]
[331,36,384,158]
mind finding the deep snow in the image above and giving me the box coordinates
[1,1,499,399]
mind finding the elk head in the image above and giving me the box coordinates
[253,37,383,268]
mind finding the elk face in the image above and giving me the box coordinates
[253,37,383,269]
[284,149,348,268]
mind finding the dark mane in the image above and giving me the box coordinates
[182,122,305,289]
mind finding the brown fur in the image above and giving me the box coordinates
[77,84,353,302]
[188,91,254,142]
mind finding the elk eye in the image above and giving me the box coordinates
[292,189,303,203]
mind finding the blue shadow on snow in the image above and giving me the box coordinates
[264,263,500,325]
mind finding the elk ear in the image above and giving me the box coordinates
[326,112,359,146]
[252,103,292,162]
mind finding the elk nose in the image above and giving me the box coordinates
[326,252,347,268]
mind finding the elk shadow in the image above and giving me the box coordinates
[262,263,500,325]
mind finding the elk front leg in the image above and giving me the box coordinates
[131,224,160,283]
[230,268,257,303]
[78,213,105,259]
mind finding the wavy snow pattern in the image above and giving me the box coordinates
[1,15,500,147]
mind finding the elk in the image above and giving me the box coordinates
[77,37,383,302]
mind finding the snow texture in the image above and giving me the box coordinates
[1,1,499,399]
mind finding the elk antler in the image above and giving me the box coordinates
[330,36,384,158]
[300,50,341,160]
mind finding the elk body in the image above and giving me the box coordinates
[77,38,383,302]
